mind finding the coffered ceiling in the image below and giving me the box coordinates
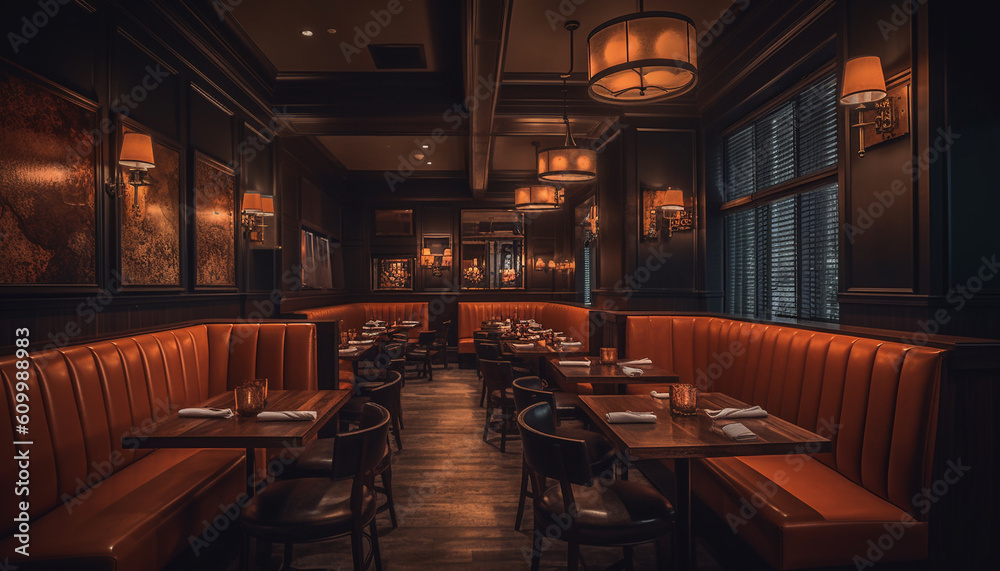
[221,0,746,199]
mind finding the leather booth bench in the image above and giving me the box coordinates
[457,302,594,355]
[292,302,430,387]
[621,315,942,569]
[0,321,317,571]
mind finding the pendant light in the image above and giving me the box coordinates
[587,0,698,103]
[537,20,598,183]
[514,184,564,211]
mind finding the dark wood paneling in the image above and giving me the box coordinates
[114,30,181,141]
[190,85,234,165]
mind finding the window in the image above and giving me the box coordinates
[722,71,839,321]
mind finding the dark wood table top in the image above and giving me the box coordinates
[339,342,378,361]
[504,340,587,355]
[125,389,352,450]
[578,392,831,460]
[548,356,679,384]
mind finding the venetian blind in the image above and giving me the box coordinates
[723,72,839,321]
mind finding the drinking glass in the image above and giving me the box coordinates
[670,383,698,416]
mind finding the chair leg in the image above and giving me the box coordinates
[479,379,486,407]
[370,519,383,571]
[351,528,365,571]
[483,403,491,443]
[500,409,507,453]
[567,540,580,571]
[392,414,403,451]
[282,543,293,569]
[530,515,543,571]
[381,463,398,529]
[515,460,530,530]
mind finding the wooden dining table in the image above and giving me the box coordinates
[123,389,351,498]
[547,356,679,394]
[578,392,831,571]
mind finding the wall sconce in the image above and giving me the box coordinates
[642,186,693,240]
[555,259,575,272]
[241,191,274,243]
[582,204,599,237]
[535,257,548,271]
[106,132,155,215]
[420,246,452,277]
[840,56,910,157]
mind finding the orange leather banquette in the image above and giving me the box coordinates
[295,302,430,386]
[296,302,429,341]
[0,322,317,571]
[457,302,593,354]
[625,316,942,570]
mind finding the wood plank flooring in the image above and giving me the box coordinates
[281,367,730,570]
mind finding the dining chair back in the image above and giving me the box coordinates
[367,371,404,450]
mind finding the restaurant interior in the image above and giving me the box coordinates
[1,0,998,570]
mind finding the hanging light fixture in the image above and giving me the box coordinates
[587,0,698,104]
[514,184,564,211]
[537,20,598,183]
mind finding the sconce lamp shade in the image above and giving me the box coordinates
[119,133,155,169]
[421,248,432,256]
[243,191,262,213]
[537,145,598,183]
[514,185,565,210]
[547,260,557,269]
[660,188,685,212]
[442,249,453,267]
[260,195,275,216]
[587,12,698,103]
[840,56,887,105]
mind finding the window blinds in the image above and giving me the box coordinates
[723,72,839,321]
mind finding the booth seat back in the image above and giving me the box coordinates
[298,302,429,340]
[458,302,592,352]
[626,315,942,519]
[0,322,317,538]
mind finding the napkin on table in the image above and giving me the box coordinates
[620,366,644,377]
[705,406,767,420]
[605,411,657,423]
[340,347,359,353]
[256,411,318,421]
[557,360,590,367]
[178,407,233,419]
[618,358,653,366]
[650,390,670,399]
[348,340,369,345]
[714,422,758,441]
[510,343,534,349]
[560,341,583,347]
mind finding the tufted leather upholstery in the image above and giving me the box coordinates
[457,302,592,354]
[625,315,942,569]
[0,322,318,571]
[298,302,429,342]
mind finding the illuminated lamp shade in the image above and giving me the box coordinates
[260,195,275,216]
[536,145,597,183]
[514,185,564,210]
[243,191,262,213]
[119,133,155,169]
[660,188,684,212]
[588,11,698,104]
[839,56,887,105]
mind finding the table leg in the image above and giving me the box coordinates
[242,447,256,571]
[675,458,695,571]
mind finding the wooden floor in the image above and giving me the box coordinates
[275,367,736,570]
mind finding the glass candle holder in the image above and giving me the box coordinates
[600,347,618,365]
[234,379,267,417]
[670,383,698,416]
[340,331,350,348]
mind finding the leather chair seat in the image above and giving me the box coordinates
[284,438,391,480]
[241,478,376,544]
[552,391,583,415]
[535,480,674,545]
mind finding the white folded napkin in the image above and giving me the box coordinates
[619,358,652,365]
[605,411,657,423]
[348,340,369,345]
[510,343,534,349]
[178,407,233,419]
[716,422,758,441]
[256,411,317,421]
[402,321,420,325]
[340,347,359,353]
[553,331,564,335]
[706,406,767,420]
[620,366,644,377]
[557,360,590,367]
[560,341,583,347]
[650,390,670,399]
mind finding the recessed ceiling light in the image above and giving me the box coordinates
[421,144,429,149]
[327,28,337,34]
[426,161,433,165]
[301,29,314,37]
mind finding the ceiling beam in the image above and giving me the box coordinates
[467,0,512,199]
